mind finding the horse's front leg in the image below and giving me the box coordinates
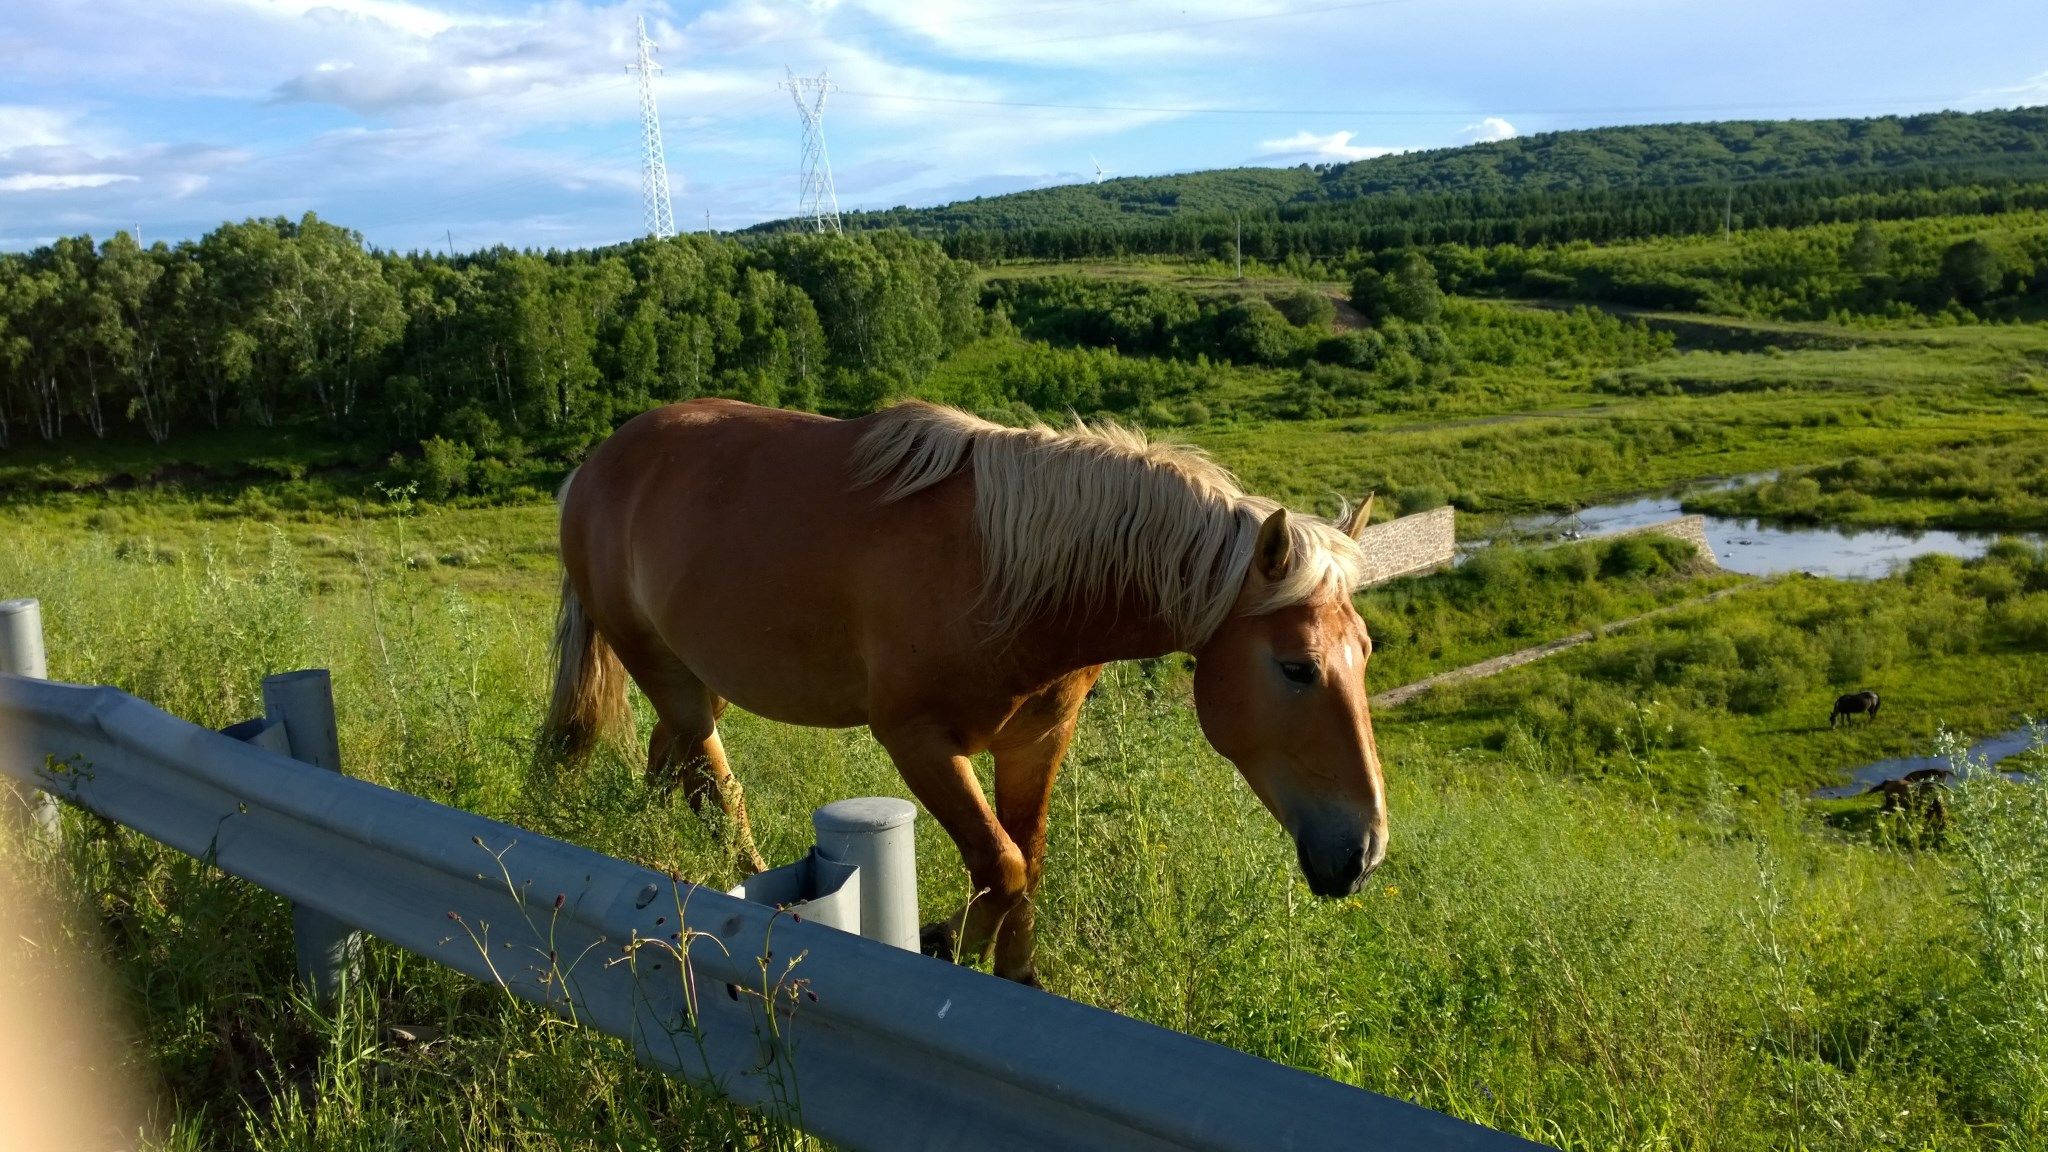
[987,672,1098,986]
[872,721,1025,970]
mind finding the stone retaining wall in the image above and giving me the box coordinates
[1355,506,1456,587]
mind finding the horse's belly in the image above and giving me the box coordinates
[657,608,873,730]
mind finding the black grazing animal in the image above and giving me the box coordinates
[1830,690,1881,727]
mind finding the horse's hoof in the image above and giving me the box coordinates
[1004,967,1043,989]
[919,922,958,962]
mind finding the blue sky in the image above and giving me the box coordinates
[3,0,2044,253]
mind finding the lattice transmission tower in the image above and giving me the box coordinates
[784,67,841,234]
[630,16,676,240]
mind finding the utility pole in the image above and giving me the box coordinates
[1723,186,1734,241]
[445,229,456,257]
[784,67,842,234]
[1234,216,1243,280]
[629,16,677,240]
[705,209,713,235]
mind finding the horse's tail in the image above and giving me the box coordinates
[540,470,633,763]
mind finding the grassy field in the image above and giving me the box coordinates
[4,480,2047,1150]
[5,276,2048,1149]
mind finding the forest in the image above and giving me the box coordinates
[807,106,2048,237]
[4,196,2042,490]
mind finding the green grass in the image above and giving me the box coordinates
[1358,534,1742,689]
[1394,547,2048,799]
[6,281,2048,1149]
[5,485,2048,1150]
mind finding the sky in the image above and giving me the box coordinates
[2,0,2045,254]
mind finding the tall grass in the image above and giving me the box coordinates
[3,522,2045,1150]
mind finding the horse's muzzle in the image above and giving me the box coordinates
[1296,819,1377,898]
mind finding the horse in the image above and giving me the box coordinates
[1831,690,1881,728]
[1873,767,1948,832]
[540,398,1388,985]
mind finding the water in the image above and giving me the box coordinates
[1810,727,2043,799]
[1484,475,2048,580]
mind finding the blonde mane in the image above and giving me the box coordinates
[850,402,1366,648]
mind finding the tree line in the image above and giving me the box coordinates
[810,106,2048,242]
[0,216,979,452]
[927,168,2048,263]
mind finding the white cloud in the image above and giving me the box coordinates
[1461,116,1517,143]
[1975,70,2048,106]
[0,107,78,153]
[0,173,139,193]
[1255,129,1400,164]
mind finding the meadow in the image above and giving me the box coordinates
[5,470,2047,1151]
[7,198,2048,1149]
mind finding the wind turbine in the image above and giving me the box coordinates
[1091,154,1107,183]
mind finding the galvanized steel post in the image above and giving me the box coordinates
[0,598,60,842]
[261,669,364,1005]
[812,797,919,951]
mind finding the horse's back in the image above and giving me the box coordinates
[560,400,980,727]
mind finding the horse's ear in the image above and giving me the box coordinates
[1341,492,1375,541]
[1255,508,1293,581]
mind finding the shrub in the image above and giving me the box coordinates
[1600,537,1668,579]
[417,436,475,502]
[1272,288,1336,327]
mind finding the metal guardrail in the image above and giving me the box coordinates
[0,662,1546,1151]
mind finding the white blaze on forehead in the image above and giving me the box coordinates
[1344,644,1356,669]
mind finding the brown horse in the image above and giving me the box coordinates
[1831,690,1881,727]
[542,399,1387,984]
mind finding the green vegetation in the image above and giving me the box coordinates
[1400,543,2048,798]
[1358,534,1739,689]
[9,102,2048,1150]
[813,107,2048,235]
[5,507,2047,1150]
[1686,439,2048,531]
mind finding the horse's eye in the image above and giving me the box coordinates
[1277,660,1319,686]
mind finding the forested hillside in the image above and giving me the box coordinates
[5,105,2048,500]
[796,106,2048,256]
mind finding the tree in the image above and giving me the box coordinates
[1846,221,1887,274]
[1387,251,1445,324]
[96,232,175,443]
[1351,252,1444,324]
[1939,237,2005,304]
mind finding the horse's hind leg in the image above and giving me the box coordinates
[632,657,769,873]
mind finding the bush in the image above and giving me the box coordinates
[417,436,475,501]
[1314,330,1388,369]
[1272,288,1336,327]
[1600,536,1668,579]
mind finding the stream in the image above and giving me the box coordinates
[1484,475,2048,580]
[1810,726,2043,799]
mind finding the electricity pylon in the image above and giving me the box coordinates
[630,16,676,240]
[784,67,842,234]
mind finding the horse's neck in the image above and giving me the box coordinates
[1005,595,1186,675]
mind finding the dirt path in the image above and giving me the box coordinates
[1371,586,1749,710]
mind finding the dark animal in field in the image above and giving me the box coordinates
[1874,767,1949,831]
[1831,690,1880,727]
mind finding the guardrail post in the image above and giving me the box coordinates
[812,797,919,952]
[0,598,60,843]
[260,669,364,1006]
